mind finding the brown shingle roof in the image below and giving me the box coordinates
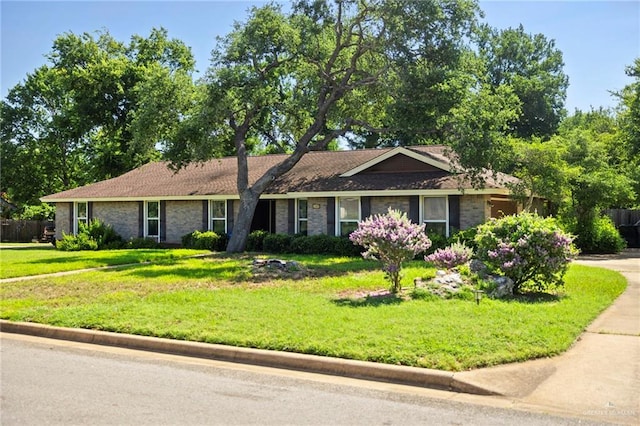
[41,146,518,201]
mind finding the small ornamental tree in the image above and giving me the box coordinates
[474,213,578,294]
[350,208,431,293]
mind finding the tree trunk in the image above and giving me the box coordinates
[226,189,261,253]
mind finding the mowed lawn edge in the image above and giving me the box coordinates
[0,253,627,371]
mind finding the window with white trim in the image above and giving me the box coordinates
[210,200,227,235]
[423,196,448,236]
[338,197,360,236]
[75,201,88,234]
[297,199,308,235]
[146,201,160,241]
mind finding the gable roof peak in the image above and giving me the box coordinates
[340,146,453,177]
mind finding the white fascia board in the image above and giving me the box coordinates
[340,147,453,177]
[41,188,512,204]
[40,195,243,203]
[285,188,512,198]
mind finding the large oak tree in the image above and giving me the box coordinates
[165,0,502,253]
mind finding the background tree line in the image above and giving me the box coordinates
[2,0,638,252]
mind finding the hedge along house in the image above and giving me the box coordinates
[41,146,528,245]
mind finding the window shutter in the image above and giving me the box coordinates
[288,199,295,234]
[160,201,167,242]
[202,200,209,231]
[361,196,371,220]
[409,196,420,223]
[326,197,336,236]
[138,201,144,238]
[226,200,234,235]
[69,202,75,235]
[448,195,460,231]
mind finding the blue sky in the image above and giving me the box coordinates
[1,1,638,112]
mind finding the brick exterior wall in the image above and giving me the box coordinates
[55,194,498,243]
[308,197,328,236]
[275,200,289,234]
[460,195,491,229]
[165,200,203,243]
[55,202,72,240]
[92,201,139,242]
[370,196,410,216]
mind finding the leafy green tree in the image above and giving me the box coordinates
[478,24,568,139]
[555,109,634,252]
[164,0,483,252]
[506,137,569,213]
[1,28,196,205]
[616,58,640,204]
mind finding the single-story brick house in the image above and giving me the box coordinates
[41,145,532,244]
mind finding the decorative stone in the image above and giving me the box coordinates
[488,275,514,298]
[469,259,488,276]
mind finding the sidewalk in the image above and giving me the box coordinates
[455,250,640,424]
[1,251,638,424]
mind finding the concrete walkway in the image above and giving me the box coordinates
[456,250,640,424]
[1,250,638,424]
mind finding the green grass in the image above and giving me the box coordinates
[0,246,210,279]
[0,254,627,371]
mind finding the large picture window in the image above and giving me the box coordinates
[338,197,360,236]
[297,199,308,235]
[210,200,227,235]
[423,196,448,236]
[146,201,160,241]
[75,201,88,234]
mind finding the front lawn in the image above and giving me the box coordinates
[0,247,210,279]
[0,254,626,371]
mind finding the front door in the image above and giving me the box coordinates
[251,200,276,233]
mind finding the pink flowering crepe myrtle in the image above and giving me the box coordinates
[350,208,431,293]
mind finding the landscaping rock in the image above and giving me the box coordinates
[470,259,488,276]
[488,275,514,298]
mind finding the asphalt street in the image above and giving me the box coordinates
[0,334,602,426]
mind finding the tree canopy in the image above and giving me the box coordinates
[1,28,196,205]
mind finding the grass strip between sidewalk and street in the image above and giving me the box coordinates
[0,252,626,371]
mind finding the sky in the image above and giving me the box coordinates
[1,0,639,112]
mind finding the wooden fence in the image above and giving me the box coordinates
[604,209,640,226]
[0,220,54,243]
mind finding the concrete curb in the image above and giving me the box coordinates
[0,320,500,396]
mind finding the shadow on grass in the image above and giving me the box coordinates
[502,292,565,304]
[121,265,251,282]
[332,294,404,308]
[0,245,56,251]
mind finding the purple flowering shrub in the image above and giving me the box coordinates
[350,208,431,293]
[475,213,579,294]
[425,242,473,270]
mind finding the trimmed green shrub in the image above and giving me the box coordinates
[83,219,123,249]
[423,231,448,255]
[451,227,478,251]
[333,236,363,257]
[263,233,293,253]
[126,237,161,249]
[574,215,626,254]
[182,230,227,251]
[57,219,123,251]
[57,232,99,251]
[475,213,578,294]
[246,230,269,252]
